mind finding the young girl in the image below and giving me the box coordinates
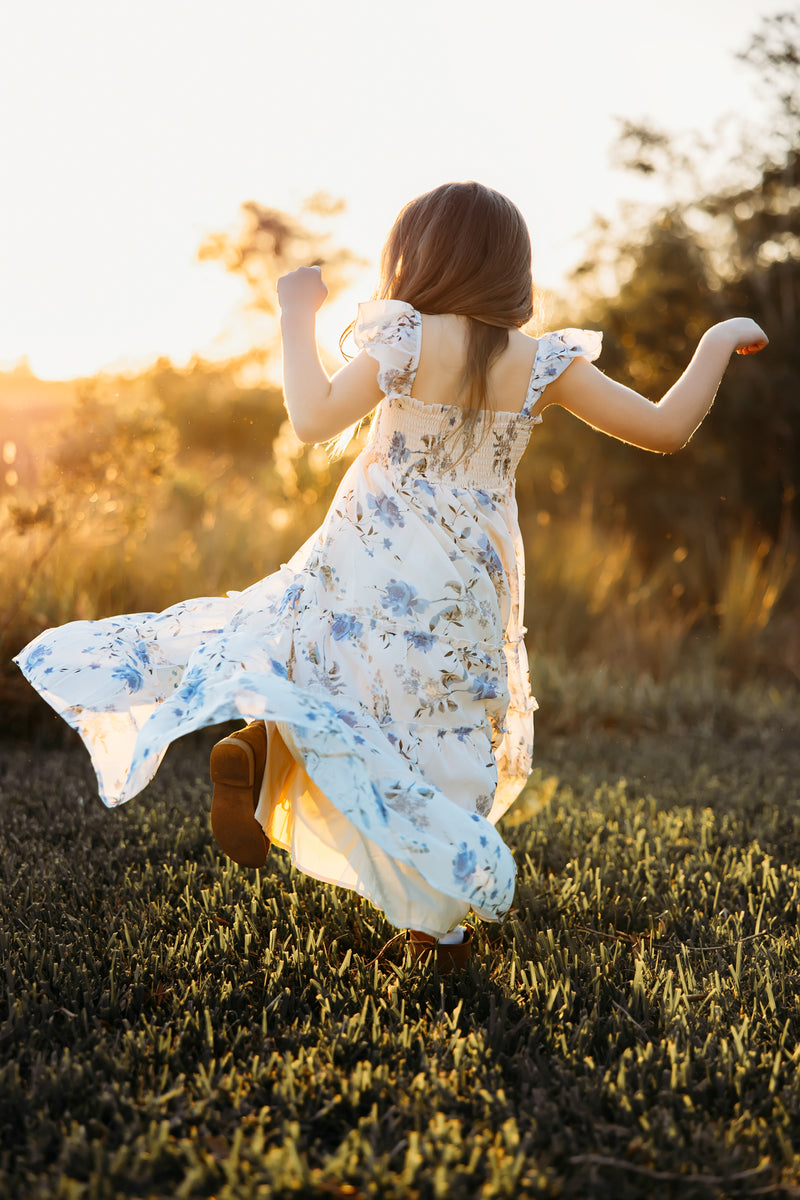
[14,182,767,971]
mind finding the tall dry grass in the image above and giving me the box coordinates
[522,504,797,683]
[3,360,798,706]
[4,446,797,693]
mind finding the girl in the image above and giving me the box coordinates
[15,182,767,972]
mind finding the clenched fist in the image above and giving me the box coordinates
[277,266,328,314]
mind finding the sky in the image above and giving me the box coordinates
[0,0,782,380]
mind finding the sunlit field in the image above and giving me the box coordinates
[3,677,800,1198]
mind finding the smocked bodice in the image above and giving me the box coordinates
[364,393,538,489]
[354,299,602,491]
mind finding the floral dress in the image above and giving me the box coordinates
[14,301,601,937]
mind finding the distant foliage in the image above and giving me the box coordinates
[198,193,366,320]
[547,12,800,555]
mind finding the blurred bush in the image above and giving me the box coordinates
[536,12,800,558]
[2,14,799,729]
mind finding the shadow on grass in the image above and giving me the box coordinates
[2,682,800,1198]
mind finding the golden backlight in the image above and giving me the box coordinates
[0,0,777,381]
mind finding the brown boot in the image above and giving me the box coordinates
[210,720,270,867]
[408,926,474,973]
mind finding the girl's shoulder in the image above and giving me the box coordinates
[355,299,420,345]
[528,326,604,383]
[536,327,603,362]
[354,300,422,398]
[526,328,604,417]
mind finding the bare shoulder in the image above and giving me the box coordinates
[485,328,539,410]
[419,313,469,360]
[506,326,540,359]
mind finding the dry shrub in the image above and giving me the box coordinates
[716,529,796,665]
[2,389,798,695]
[523,504,799,683]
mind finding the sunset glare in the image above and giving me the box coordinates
[0,0,780,380]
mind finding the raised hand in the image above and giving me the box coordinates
[706,317,768,356]
[277,265,328,313]
[729,318,769,355]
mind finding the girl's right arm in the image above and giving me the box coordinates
[278,267,383,444]
[542,318,768,453]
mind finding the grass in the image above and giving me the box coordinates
[3,665,800,1199]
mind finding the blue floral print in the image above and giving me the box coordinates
[110,663,144,693]
[331,613,364,642]
[13,298,602,940]
[388,431,409,465]
[452,843,477,883]
[469,673,500,700]
[405,630,436,652]
[439,726,474,743]
[380,580,428,617]
[23,643,52,671]
[476,536,504,580]
[132,640,150,665]
[180,670,205,705]
[277,582,303,615]
[368,492,405,527]
[412,478,436,499]
[370,782,390,825]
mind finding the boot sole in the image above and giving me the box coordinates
[210,736,270,868]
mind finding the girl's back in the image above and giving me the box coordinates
[412,316,539,415]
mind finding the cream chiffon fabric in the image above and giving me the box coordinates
[15,302,601,936]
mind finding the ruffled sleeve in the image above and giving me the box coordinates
[353,299,422,398]
[523,328,603,418]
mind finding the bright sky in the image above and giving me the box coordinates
[0,0,780,379]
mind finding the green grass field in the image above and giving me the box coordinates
[3,668,800,1199]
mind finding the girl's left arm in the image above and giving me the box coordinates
[278,267,383,444]
[540,318,768,453]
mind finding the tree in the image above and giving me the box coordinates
[198,193,366,319]
[548,10,800,553]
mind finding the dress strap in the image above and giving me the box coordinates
[522,328,603,418]
[354,299,422,398]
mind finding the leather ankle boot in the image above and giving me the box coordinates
[210,720,270,867]
[407,926,474,973]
